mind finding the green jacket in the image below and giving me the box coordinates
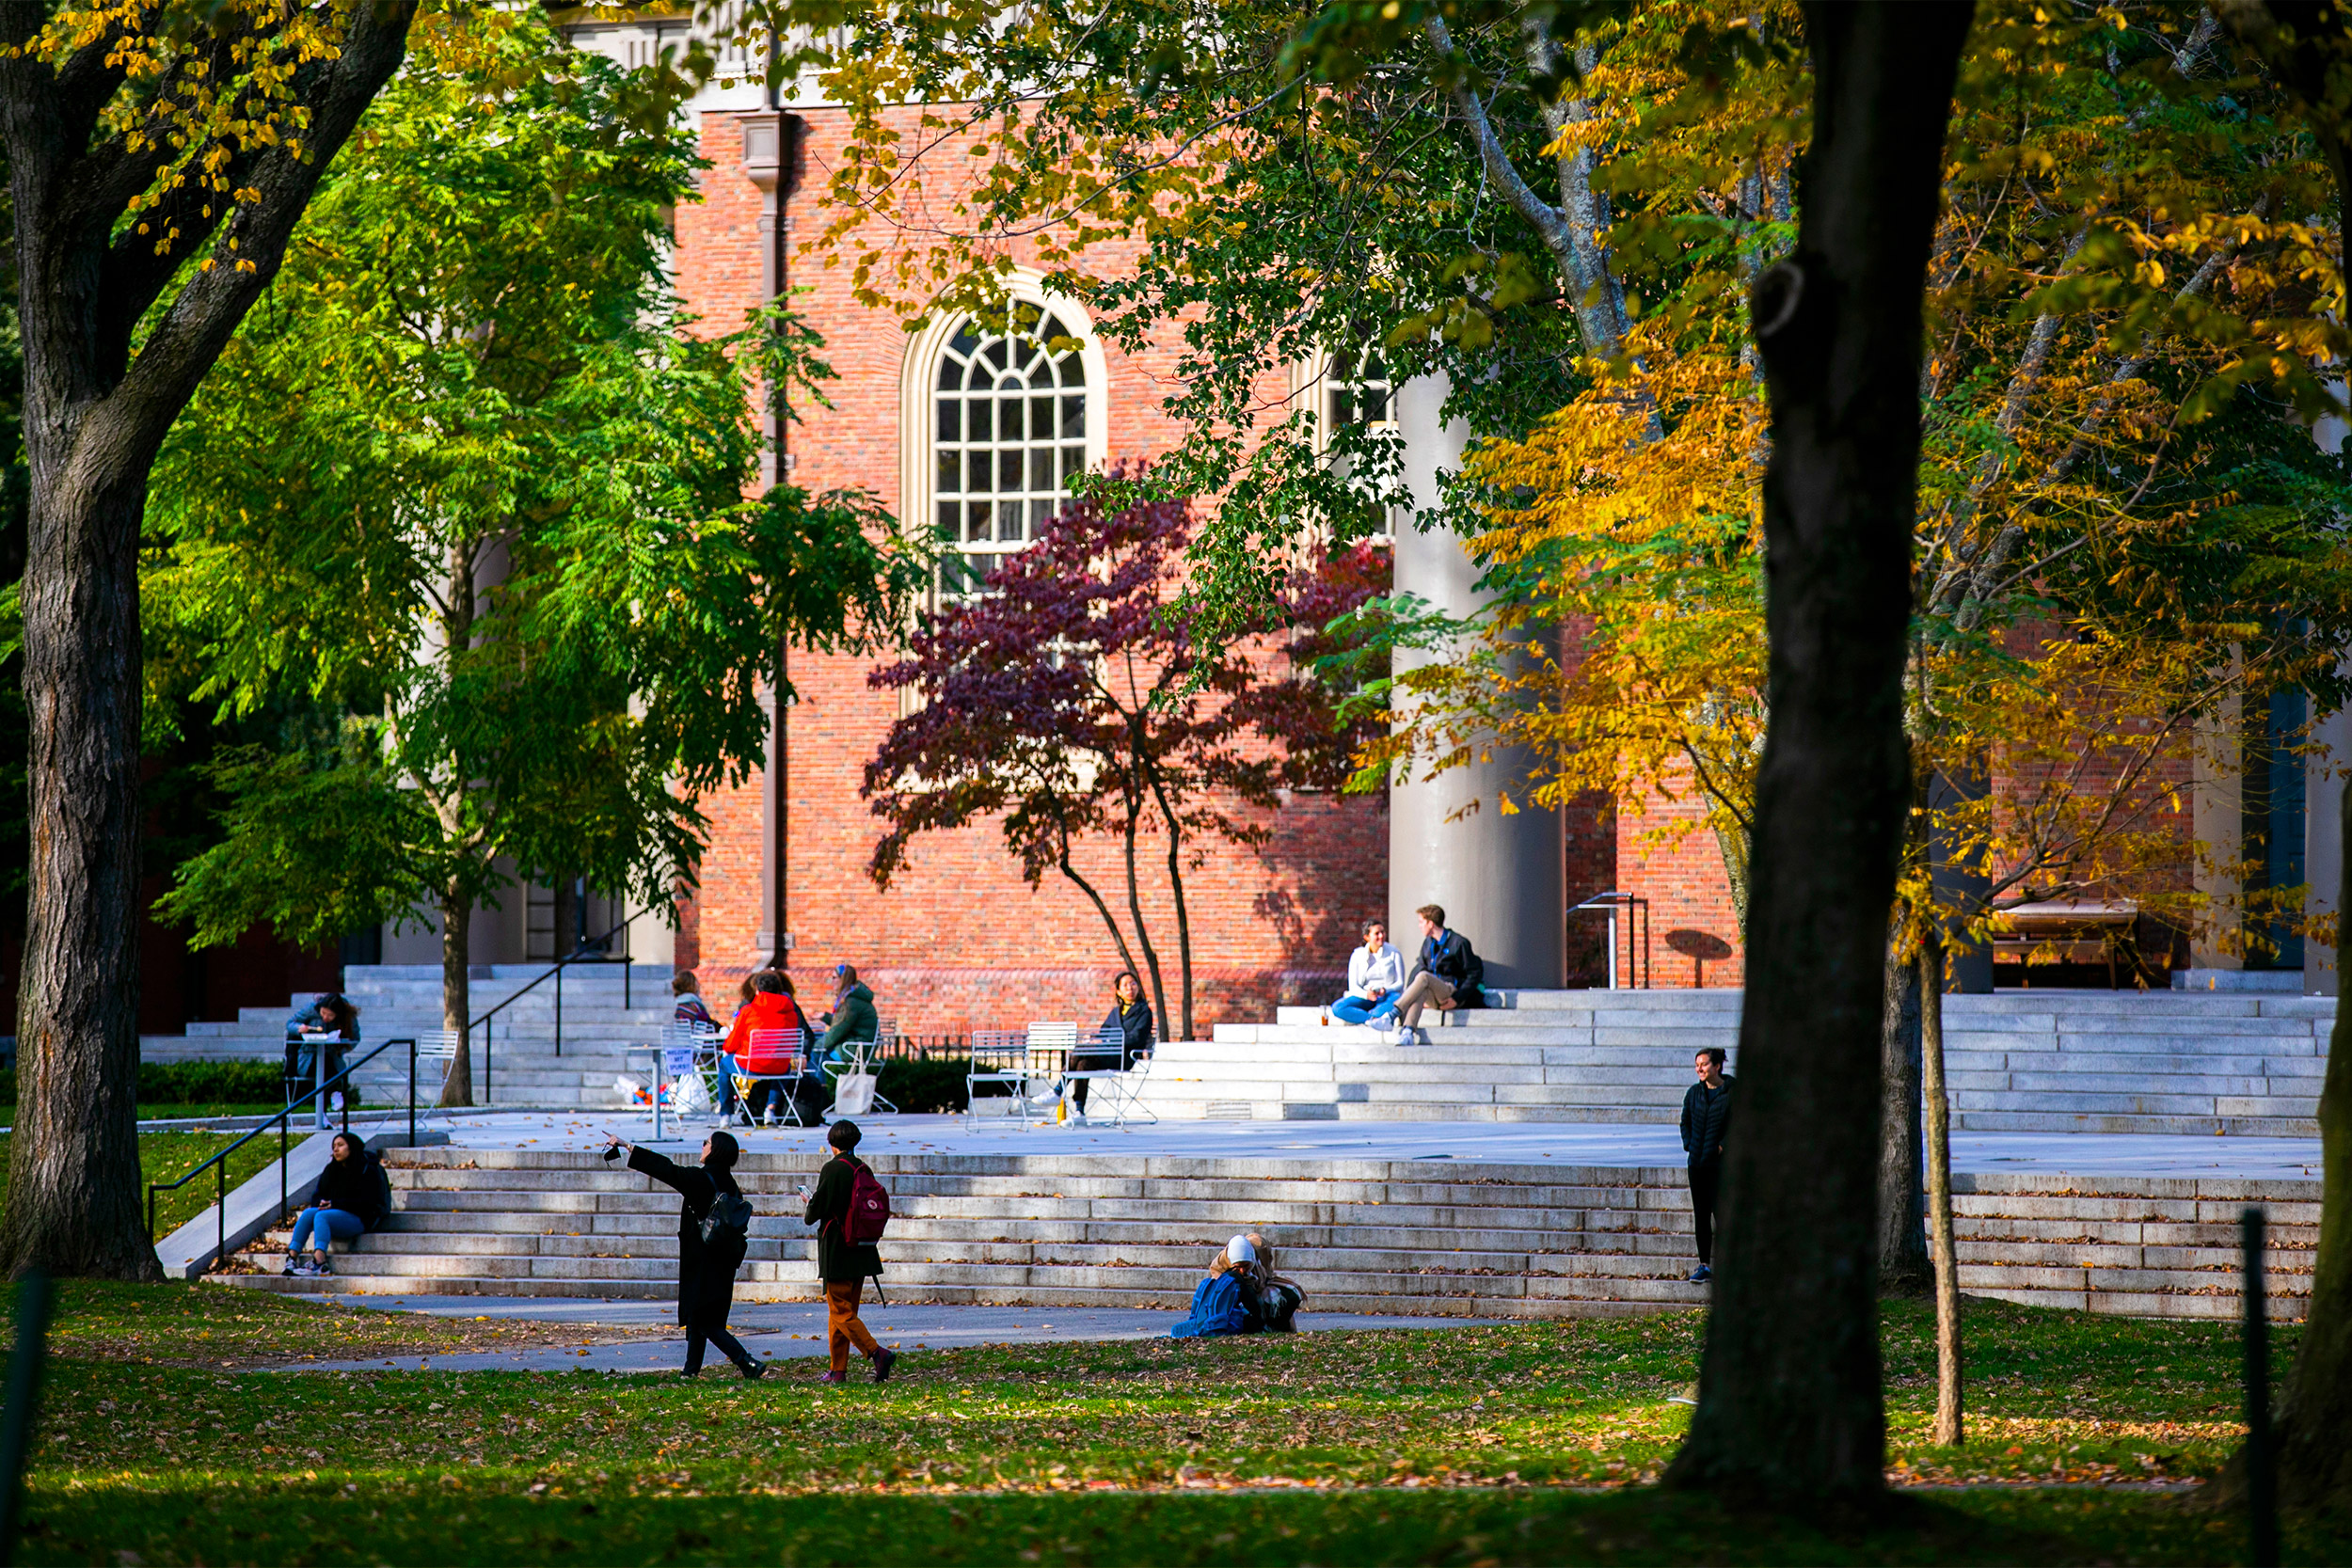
[818,983,879,1058]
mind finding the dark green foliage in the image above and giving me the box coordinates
[0,1062,287,1107]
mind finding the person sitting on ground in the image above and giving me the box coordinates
[815,964,880,1069]
[287,993,361,1110]
[725,970,817,1124]
[606,1129,766,1380]
[801,1118,897,1385]
[1066,972,1153,1120]
[1392,904,1485,1045]
[1170,1235,1263,1338]
[672,971,717,1033]
[284,1132,385,1276]
[1327,919,1406,1028]
[1243,1232,1307,1333]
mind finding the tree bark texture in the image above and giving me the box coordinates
[0,3,416,1278]
[1663,0,1973,1501]
[437,890,475,1109]
[1878,938,1930,1295]
[1920,935,1964,1447]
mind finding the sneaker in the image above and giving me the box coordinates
[280,1259,297,1276]
[871,1347,898,1384]
[739,1361,768,1381]
[818,1370,849,1386]
[676,1368,702,1381]
[314,1258,334,1276]
[289,1261,318,1277]
[1688,1266,1711,1283]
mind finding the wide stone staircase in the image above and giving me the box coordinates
[140,962,675,1111]
[1149,988,2332,1136]
[213,1147,2317,1323]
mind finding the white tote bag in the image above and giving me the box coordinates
[833,1072,880,1117]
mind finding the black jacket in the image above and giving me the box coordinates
[312,1150,385,1230]
[1098,1000,1154,1066]
[1412,930,1486,1007]
[1680,1078,1734,1166]
[629,1146,748,1328]
[803,1155,884,1285]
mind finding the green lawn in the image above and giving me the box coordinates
[1,1282,2342,1563]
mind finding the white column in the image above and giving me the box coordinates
[1386,374,1563,990]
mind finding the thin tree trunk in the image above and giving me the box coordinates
[1055,840,1149,1011]
[437,889,475,1109]
[1119,784,1173,1045]
[3,475,158,1280]
[1920,930,1964,1446]
[1879,932,1930,1294]
[1664,0,1973,1502]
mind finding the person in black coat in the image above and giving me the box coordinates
[802,1119,895,1385]
[605,1129,767,1380]
[1679,1048,1734,1283]
[285,1131,386,1276]
[1067,971,1154,1117]
[1393,903,1486,1044]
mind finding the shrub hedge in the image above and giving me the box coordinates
[0,1060,294,1106]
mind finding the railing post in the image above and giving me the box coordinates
[485,1016,493,1104]
[279,1115,288,1226]
[556,964,564,1059]
[409,1039,418,1147]
[313,1040,326,1132]
[216,1159,226,1276]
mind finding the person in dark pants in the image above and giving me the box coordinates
[802,1119,896,1385]
[1679,1047,1734,1283]
[606,1130,767,1380]
[1068,971,1153,1117]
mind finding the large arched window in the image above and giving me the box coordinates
[930,314,1090,594]
[903,287,1105,601]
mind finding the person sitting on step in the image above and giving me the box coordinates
[1327,919,1405,1029]
[284,1132,386,1276]
[1392,904,1485,1045]
[1243,1232,1307,1332]
[1170,1235,1263,1338]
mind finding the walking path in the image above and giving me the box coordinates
[324,1108,2323,1179]
[275,1299,1497,1373]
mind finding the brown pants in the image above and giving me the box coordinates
[1396,973,1454,1028]
[826,1278,882,1372]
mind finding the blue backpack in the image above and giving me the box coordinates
[1170,1272,1250,1338]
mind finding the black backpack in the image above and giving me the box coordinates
[365,1150,392,1232]
[699,1190,755,1249]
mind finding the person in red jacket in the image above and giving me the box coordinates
[724,971,815,1122]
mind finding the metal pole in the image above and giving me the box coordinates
[654,1049,665,1143]
[313,1039,326,1132]
[556,964,563,1059]
[2243,1206,2278,1568]
[279,1114,288,1227]
[216,1159,227,1275]
[0,1271,55,1558]
[485,1018,492,1104]
[409,1039,418,1147]
[1607,908,1619,990]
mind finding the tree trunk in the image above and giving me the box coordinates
[1663,0,1973,1502]
[3,474,158,1280]
[437,890,476,1109]
[1879,934,1931,1294]
[0,2,416,1280]
[1920,931,1964,1446]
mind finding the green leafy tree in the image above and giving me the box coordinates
[148,13,926,1105]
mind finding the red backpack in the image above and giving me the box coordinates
[841,1160,892,1246]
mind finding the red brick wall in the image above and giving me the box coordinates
[674,107,1379,1035]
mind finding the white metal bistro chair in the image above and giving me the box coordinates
[1058,1022,1157,1128]
[661,1022,725,1117]
[1024,1021,1083,1121]
[821,1014,898,1115]
[963,1029,1033,1130]
[728,1027,812,1128]
[410,1031,460,1116]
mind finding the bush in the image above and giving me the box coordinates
[0,1059,356,1109]
[876,1056,969,1114]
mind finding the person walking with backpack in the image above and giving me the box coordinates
[605,1130,766,1380]
[801,1119,897,1385]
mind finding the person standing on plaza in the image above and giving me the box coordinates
[1679,1047,1734,1283]
[803,1119,898,1384]
[1392,905,1485,1044]
[1327,919,1406,1028]
[607,1129,766,1380]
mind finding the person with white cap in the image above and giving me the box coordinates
[1169,1234,1263,1338]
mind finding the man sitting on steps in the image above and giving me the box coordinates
[1391,903,1485,1045]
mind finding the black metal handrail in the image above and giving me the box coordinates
[459,908,653,1092]
[145,1036,421,1275]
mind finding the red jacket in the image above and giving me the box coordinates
[725,992,808,1074]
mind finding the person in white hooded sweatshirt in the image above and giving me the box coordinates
[1326,919,1406,1031]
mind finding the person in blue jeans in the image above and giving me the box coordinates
[1327,919,1406,1028]
[285,1132,384,1276]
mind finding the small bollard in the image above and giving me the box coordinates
[0,1270,56,1563]
[2241,1206,2278,1568]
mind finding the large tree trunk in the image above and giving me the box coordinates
[1663,0,1973,1501]
[1878,934,1931,1294]
[1920,933,1964,1445]
[437,890,476,1109]
[0,3,415,1278]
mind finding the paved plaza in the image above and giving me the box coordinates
[322,1106,2326,1180]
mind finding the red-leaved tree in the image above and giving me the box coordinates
[865,492,1382,1040]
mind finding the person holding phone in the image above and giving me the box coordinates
[604,1131,766,1380]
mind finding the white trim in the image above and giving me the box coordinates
[899,269,1110,606]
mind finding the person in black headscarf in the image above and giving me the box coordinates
[604,1129,766,1380]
